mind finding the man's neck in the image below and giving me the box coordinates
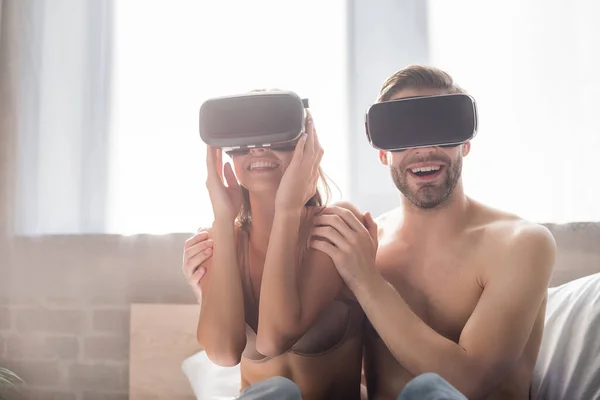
[399,181,471,241]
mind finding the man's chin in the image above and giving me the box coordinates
[405,188,451,210]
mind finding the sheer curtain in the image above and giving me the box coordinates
[107,0,348,235]
[10,0,348,236]
[427,0,600,223]
[10,0,112,236]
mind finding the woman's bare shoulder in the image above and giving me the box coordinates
[329,200,366,225]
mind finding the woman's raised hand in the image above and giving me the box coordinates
[205,146,244,223]
[275,113,324,212]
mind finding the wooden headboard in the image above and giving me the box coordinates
[129,303,202,400]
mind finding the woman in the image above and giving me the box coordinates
[182,109,367,399]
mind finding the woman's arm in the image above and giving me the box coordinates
[256,202,365,357]
[196,222,247,366]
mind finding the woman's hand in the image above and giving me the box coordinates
[182,228,214,303]
[206,146,244,223]
[275,114,324,212]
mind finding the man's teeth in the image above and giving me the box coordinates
[410,166,441,173]
[249,161,278,170]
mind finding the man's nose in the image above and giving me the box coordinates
[412,146,437,155]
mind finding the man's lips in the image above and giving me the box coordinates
[406,162,445,181]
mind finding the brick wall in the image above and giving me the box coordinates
[0,234,196,400]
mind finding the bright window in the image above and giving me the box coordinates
[108,0,349,234]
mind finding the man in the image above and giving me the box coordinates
[183,65,556,399]
[309,65,556,399]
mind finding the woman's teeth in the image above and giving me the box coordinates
[249,161,278,170]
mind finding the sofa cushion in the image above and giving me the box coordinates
[531,273,600,400]
[542,222,600,287]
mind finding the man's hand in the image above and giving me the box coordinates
[309,206,379,289]
[182,227,214,303]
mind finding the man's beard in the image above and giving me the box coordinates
[391,153,462,209]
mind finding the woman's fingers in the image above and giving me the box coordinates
[304,115,316,160]
[214,147,224,183]
[206,146,224,186]
[223,162,239,189]
[291,132,308,166]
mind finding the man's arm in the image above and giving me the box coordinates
[196,223,247,366]
[256,203,363,357]
[312,210,556,399]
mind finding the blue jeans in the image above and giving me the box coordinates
[237,373,466,399]
[237,376,302,399]
[397,373,468,400]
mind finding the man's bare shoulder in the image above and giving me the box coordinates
[469,199,557,282]
[374,207,403,240]
[469,199,555,244]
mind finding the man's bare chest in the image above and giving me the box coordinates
[375,245,485,342]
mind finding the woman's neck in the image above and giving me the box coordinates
[246,191,277,256]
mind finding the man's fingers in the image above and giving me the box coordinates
[185,231,210,248]
[364,211,379,248]
[190,266,206,286]
[184,238,214,258]
[183,247,213,278]
[323,206,364,232]
[309,238,340,264]
[314,214,354,240]
[311,225,352,252]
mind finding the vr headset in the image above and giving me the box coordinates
[199,90,309,156]
[365,93,478,151]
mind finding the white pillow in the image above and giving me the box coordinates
[181,350,241,400]
[531,273,600,400]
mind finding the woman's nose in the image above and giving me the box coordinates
[249,147,267,155]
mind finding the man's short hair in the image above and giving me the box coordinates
[377,65,466,103]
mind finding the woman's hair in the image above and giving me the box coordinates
[235,88,333,230]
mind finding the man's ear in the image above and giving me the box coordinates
[462,141,471,157]
[379,150,389,166]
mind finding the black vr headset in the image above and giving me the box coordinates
[198,91,477,155]
[199,91,309,156]
[365,93,478,151]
